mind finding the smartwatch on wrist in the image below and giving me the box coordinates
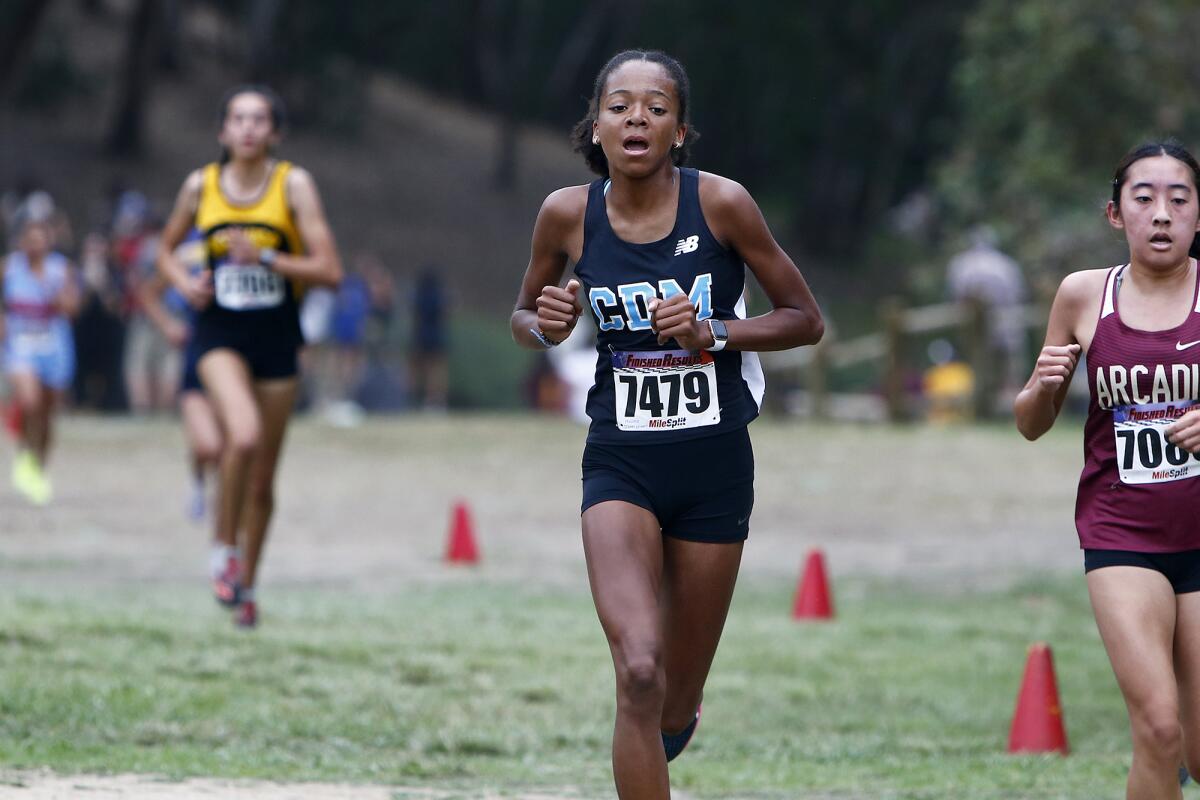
[530,327,561,349]
[258,247,278,269]
[705,318,728,352]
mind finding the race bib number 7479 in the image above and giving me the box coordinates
[611,348,720,432]
[1113,401,1200,484]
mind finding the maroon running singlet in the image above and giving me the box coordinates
[1078,263,1200,550]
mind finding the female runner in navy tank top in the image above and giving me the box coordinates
[1016,141,1200,798]
[511,51,823,798]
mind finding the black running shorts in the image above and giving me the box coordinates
[581,426,754,543]
[191,326,298,381]
[1084,548,1200,594]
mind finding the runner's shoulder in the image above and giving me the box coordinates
[1056,268,1111,310]
[539,184,589,224]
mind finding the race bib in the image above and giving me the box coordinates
[1113,400,1200,484]
[213,263,285,310]
[611,348,720,432]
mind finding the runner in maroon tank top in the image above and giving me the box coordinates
[1016,140,1200,799]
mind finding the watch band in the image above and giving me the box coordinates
[705,318,728,352]
[529,327,561,349]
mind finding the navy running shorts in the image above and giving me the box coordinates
[180,346,202,392]
[1084,548,1200,594]
[581,426,754,543]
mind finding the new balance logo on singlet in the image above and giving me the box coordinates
[674,235,699,256]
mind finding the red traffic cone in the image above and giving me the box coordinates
[445,500,480,564]
[792,549,834,620]
[1008,642,1069,755]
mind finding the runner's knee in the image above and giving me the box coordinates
[225,419,261,456]
[614,644,664,710]
[193,438,222,464]
[1132,706,1182,759]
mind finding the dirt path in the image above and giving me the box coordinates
[0,772,612,800]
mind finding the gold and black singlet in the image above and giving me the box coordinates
[192,160,305,349]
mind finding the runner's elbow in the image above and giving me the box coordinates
[803,313,825,346]
[1015,411,1049,441]
[788,309,824,348]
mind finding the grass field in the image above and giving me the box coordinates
[0,415,1142,798]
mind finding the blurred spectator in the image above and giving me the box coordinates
[72,232,128,411]
[361,253,396,353]
[946,226,1028,402]
[1,174,39,239]
[119,205,177,413]
[410,265,448,410]
[355,252,406,411]
[330,258,372,404]
[298,284,336,412]
[2,182,74,257]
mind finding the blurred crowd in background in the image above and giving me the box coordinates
[3,176,1060,426]
[1,181,450,423]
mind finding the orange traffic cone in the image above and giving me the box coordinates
[1008,642,1069,755]
[792,549,834,620]
[445,500,480,564]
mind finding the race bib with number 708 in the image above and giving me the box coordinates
[611,348,720,432]
[1113,400,1200,484]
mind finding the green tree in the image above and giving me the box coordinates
[938,1,1200,275]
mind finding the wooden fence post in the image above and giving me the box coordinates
[808,337,829,420]
[882,296,906,422]
[963,297,992,420]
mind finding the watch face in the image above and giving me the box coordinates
[711,319,728,340]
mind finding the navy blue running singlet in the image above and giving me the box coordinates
[574,168,764,445]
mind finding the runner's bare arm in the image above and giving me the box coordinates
[157,170,212,310]
[511,187,586,349]
[698,173,823,351]
[158,171,202,289]
[264,167,343,287]
[1014,271,1089,440]
[137,271,189,347]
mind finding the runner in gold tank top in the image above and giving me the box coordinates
[156,85,343,628]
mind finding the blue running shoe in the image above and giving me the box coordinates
[662,705,701,763]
